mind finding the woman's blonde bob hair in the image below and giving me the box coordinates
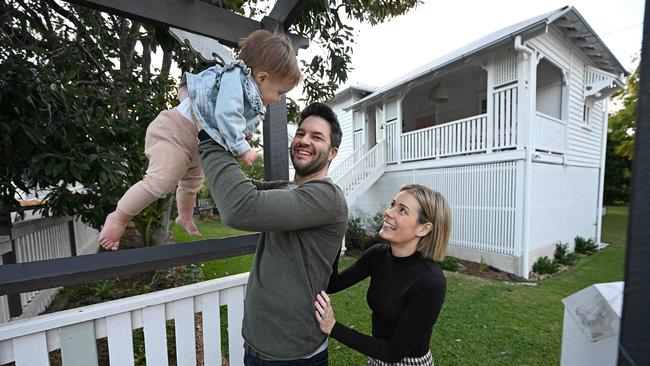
[399,184,451,261]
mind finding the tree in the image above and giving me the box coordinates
[295,0,421,102]
[603,135,631,205]
[0,0,420,244]
[0,0,210,244]
[605,62,639,204]
[609,64,639,160]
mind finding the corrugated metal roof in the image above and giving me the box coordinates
[345,6,626,111]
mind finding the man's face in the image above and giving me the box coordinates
[290,116,337,177]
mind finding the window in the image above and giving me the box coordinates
[536,58,565,120]
[582,99,594,126]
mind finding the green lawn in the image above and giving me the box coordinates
[171,218,254,279]
[173,208,628,365]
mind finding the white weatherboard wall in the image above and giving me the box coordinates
[528,28,606,168]
[528,163,600,259]
[330,94,355,173]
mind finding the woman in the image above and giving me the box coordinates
[315,184,451,365]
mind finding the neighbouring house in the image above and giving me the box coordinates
[328,6,626,278]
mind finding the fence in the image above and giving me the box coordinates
[0,272,248,366]
[1,213,99,322]
[359,161,520,256]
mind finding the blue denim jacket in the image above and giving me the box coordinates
[183,61,266,155]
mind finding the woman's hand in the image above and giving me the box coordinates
[315,291,336,334]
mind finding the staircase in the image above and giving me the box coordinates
[332,140,386,206]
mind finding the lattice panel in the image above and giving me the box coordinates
[494,53,518,87]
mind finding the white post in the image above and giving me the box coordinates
[396,95,404,164]
[515,36,535,279]
[485,58,494,153]
[595,105,609,245]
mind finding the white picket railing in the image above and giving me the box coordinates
[0,273,249,366]
[492,84,519,150]
[534,112,566,153]
[334,141,386,202]
[330,144,366,182]
[1,216,100,323]
[400,114,488,161]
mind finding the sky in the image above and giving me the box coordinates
[289,0,645,101]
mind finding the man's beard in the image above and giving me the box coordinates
[290,148,329,177]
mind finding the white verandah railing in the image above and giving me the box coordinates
[0,273,249,366]
[534,112,566,153]
[491,84,519,150]
[400,114,488,161]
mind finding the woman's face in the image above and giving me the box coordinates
[379,191,428,247]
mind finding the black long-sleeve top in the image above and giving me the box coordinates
[327,244,446,363]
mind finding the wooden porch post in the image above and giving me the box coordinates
[259,2,309,181]
[67,218,77,257]
[0,203,22,318]
[261,16,289,181]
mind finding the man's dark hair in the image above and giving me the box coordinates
[297,102,342,148]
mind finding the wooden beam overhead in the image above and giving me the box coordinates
[64,0,308,49]
[268,0,310,29]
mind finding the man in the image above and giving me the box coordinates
[198,102,348,364]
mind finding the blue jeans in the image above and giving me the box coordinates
[244,349,328,366]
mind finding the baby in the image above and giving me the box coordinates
[99,29,301,250]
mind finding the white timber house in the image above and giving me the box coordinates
[328,6,626,278]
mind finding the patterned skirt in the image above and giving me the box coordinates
[367,351,434,366]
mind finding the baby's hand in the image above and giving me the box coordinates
[240,149,258,167]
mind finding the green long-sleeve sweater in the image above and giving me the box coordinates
[199,140,348,360]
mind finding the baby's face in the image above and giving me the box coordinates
[256,73,295,105]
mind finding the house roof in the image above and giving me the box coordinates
[346,6,627,111]
[327,83,377,105]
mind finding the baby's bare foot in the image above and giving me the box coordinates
[175,216,201,236]
[99,211,131,250]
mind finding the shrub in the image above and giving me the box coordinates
[345,209,385,251]
[345,215,368,251]
[575,236,598,255]
[554,242,578,266]
[441,256,459,272]
[479,256,488,272]
[532,256,560,275]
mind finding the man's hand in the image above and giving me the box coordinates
[239,148,258,167]
[315,291,336,334]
